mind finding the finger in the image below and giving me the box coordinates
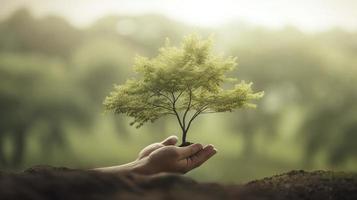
[187,145,217,170]
[161,135,178,146]
[177,143,203,159]
[138,143,164,159]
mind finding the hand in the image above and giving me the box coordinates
[136,136,217,174]
[93,136,217,175]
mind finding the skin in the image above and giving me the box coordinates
[94,135,217,175]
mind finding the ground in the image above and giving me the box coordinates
[0,166,356,200]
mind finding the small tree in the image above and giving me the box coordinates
[104,35,264,146]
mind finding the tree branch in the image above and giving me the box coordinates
[182,86,192,129]
[184,105,208,133]
[200,111,220,114]
[158,91,174,104]
[175,90,184,102]
[152,90,174,104]
[171,91,176,102]
[162,112,176,115]
[150,103,173,111]
[171,95,185,133]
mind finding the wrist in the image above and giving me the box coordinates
[131,158,154,175]
[92,160,145,174]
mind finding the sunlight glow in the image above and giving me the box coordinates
[1,0,357,32]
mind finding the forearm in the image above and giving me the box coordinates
[92,159,151,175]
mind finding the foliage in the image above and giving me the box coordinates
[104,35,263,144]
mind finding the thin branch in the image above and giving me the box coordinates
[158,91,174,104]
[171,96,185,132]
[151,90,174,104]
[171,91,176,102]
[182,86,192,129]
[185,110,201,133]
[150,103,173,111]
[175,90,184,102]
[162,112,176,115]
[200,111,220,114]
[184,105,208,133]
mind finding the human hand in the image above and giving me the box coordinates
[134,136,217,174]
[93,136,217,175]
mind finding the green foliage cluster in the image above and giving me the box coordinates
[104,35,263,143]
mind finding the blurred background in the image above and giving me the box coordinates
[0,0,356,183]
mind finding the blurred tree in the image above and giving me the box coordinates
[224,26,357,166]
[228,110,278,158]
[73,38,133,104]
[0,53,91,167]
[0,8,82,59]
[301,73,357,166]
[72,37,137,137]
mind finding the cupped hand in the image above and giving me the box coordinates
[136,136,217,174]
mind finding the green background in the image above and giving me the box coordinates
[0,7,356,183]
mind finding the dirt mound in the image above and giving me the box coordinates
[240,170,357,200]
[0,166,356,200]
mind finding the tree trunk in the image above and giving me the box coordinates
[11,126,26,167]
[0,135,7,167]
[242,131,254,159]
[179,130,192,147]
[182,130,187,144]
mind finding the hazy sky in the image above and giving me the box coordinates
[1,0,357,32]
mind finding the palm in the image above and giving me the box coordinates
[136,136,216,174]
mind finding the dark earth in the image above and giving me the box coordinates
[0,166,356,200]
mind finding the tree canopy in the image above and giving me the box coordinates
[104,35,263,144]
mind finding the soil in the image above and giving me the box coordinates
[179,141,194,147]
[0,166,356,200]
